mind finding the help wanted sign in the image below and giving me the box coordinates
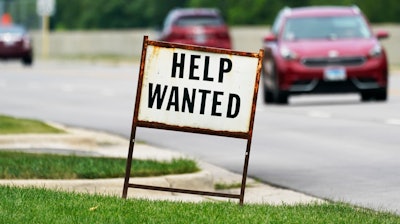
[137,37,263,135]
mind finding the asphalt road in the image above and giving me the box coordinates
[1,60,400,214]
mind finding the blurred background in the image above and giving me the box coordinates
[1,0,399,65]
[2,0,400,214]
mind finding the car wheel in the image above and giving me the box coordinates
[361,88,387,102]
[274,90,289,104]
[262,74,274,104]
[22,55,33,66]
[271,66,289,104]
[263,87,274,103]
[374,88,388,101]
[262,58,275,104]
[361,91,373,101]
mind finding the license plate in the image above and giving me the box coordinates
[324,67,346,81]
[4,41,15,47]
[194,34,206,44]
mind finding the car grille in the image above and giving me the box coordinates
[302,56,366,67]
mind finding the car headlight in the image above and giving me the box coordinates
[369,43,382,57]
[280,46,297,60]
[22,36,31,49]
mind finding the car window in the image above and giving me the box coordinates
[282,16,371,40]
[174,16,223,27]
[0,26,25,34]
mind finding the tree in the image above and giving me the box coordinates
[53,0,189,30]
[50,0,400,30]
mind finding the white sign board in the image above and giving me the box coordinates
[137,41,262,134]
[37,0,56,16]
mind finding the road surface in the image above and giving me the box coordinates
[1,60,400,214]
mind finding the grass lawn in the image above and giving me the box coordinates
[0,151,199,179]
[0,186,399,224]
[0,114,199,178]
[0,114,64,134]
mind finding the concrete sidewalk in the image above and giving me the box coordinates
[0,124,323,205]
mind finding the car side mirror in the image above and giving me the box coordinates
[263,34,277,42]
[375,30,389,40]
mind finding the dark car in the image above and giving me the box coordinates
[262,6,389,104]
[0,24,33,66]
[159,8,232,49]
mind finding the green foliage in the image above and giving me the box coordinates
[51,0,400,29]
[53,0,189,30]
[1,186,399,223]
[0,114,64,134]
[5,0,400,30]
[0,151,199,179]
[214,182,243,190]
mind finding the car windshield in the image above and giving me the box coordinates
[282,16,371,40]
[0,26,25,34]
[174,16,223,27]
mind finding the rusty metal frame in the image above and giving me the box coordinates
[122,36,264,205]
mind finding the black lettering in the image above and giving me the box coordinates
[182,88,196,113]
[198,89,211,114]
[172,53,185,78]
[211,91,223,116]
[189,55,200,80]
[203,56,213,81]
[148,83,168,109]
[166,86,179,111]
[227,93,240,118]
[218,58,232,83]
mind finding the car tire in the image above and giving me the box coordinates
[22,55,33,66]
[374,88,388,101]
[263,83,274,104]
[271,66,289,104]
[274,90,289,104]
[361,88,387,102]
[361,91,373,101]
[262,58,275,104]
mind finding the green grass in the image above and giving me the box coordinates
[0,115,64,134]
[215,182,244,190]
[0,186,398,224]
[0,151,199,179]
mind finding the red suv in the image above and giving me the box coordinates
[159,8,232,49]
[262,6,389,104]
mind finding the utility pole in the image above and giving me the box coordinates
[0,3,2,16]
[4,0,11,11]
[1,0,12,15]
[36,0,56,59]
[1,0,13,25]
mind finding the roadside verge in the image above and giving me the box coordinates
[0,123,324,204]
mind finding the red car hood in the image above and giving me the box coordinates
[282,38,379,58]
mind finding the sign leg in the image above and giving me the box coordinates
[239,138,252,205]
[122,126,137,198]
